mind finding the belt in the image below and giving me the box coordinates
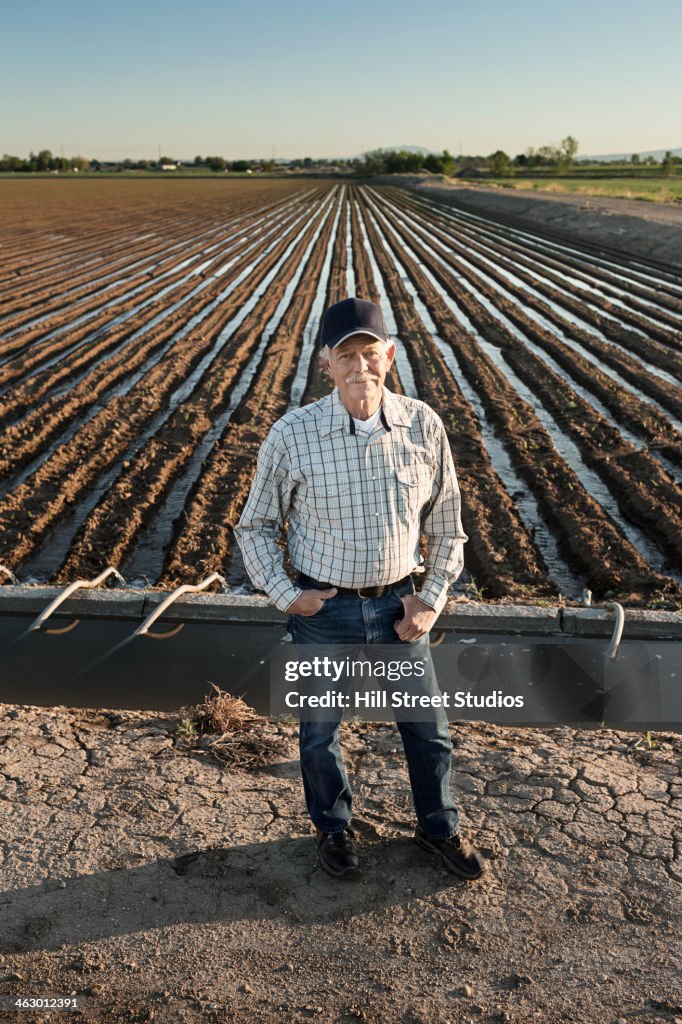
[296,573,413,599]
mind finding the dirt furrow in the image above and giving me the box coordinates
[394,182,682,299]
[0,186,308,311]
[354,193,681,604]
[367,192,682,560]
[0,191,317,376]
[0,184,315,327]
[0,233,193,330]
[349,186,381,305]
[371,190,682,455]
[379,189,682,383]
[0,200,325,474]
[0,197,314,422]
[158,200,342,586]
[357,196,557,600]
[0,180,309,284]
[393,188,682,328]
[53,194,337,581]
[0,195,336,568]
[293,193,352,407]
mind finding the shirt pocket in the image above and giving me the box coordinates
[394,456,434,525]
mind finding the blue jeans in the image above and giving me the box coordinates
[287,576,459,839]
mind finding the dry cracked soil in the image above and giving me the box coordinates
[0,704,681,1024]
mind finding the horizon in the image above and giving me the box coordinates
[4,143,682,166]
[4,0,681,161]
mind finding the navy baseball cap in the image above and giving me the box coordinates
[319,297,390,349]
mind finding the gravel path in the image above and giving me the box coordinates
[1,703,681,1023]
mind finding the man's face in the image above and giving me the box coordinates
[323,333,395,409]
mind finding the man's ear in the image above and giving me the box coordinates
[319,352,333,379]
[386,341,396,371]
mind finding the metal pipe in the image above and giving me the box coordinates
[605,602,625,660]
[28,567,126,632]
[134,572,227,637]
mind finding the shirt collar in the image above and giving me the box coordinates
[320,386,411,437]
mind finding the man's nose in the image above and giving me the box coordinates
[351,352,369,372]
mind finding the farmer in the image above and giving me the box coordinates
[234,297,485,881]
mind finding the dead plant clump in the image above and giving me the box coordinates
[176,684,281,769]
[193,683,264,733]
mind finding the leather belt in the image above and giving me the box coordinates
[296,573,413,599]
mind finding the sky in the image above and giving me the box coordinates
[3,0,681,161]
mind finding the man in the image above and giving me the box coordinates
[234,297,485,881]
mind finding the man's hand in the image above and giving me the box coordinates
[288,587,338,617]
[394,594,437,642]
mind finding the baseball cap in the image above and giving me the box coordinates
[319,297,390,349]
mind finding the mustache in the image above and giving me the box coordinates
[345,373,379,383]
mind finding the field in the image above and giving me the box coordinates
[0,178,681,607]
[485,174,682,205]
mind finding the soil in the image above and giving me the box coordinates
[374,174,682,272]
[0,179,680,607]
[0,702,680,1024]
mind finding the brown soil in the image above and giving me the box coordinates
[0,702,680,1024]
[56,192,336,582]
[0,179,680,607]
[355,191,681,605]
[376,174,682,272]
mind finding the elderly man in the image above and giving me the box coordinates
[235,297,485,881]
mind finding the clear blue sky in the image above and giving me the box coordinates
[3,0,681,161]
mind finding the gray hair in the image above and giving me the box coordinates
[319,337,393,366]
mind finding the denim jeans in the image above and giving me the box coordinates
[287,576,459,839]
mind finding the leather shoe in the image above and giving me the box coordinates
[415,826,486,880]
[316,827,359,878]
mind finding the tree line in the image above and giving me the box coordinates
[0,149,90,173]
[2,139,680,176]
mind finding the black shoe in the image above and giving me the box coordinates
[315,827,359,878]
[415,826,486,880]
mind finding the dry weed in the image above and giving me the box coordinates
[176,683,282,769]
[191,683,264,735]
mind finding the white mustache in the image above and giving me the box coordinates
[345,373,378,383]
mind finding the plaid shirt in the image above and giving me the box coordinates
[234,386,468,615]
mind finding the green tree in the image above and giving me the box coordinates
[557,135,579,173]
[662,150,675,175]
[35,149,54,172]
[0,153,24,171]
[490,149,512,176]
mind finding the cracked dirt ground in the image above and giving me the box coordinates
[0,704,680,1024]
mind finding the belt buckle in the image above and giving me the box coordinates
[357,584,383,599]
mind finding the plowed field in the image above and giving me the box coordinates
[1,178,681,607]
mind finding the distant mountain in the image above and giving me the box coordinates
[582,146,682,162]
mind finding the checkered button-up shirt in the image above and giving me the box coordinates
[234,386,468,615]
